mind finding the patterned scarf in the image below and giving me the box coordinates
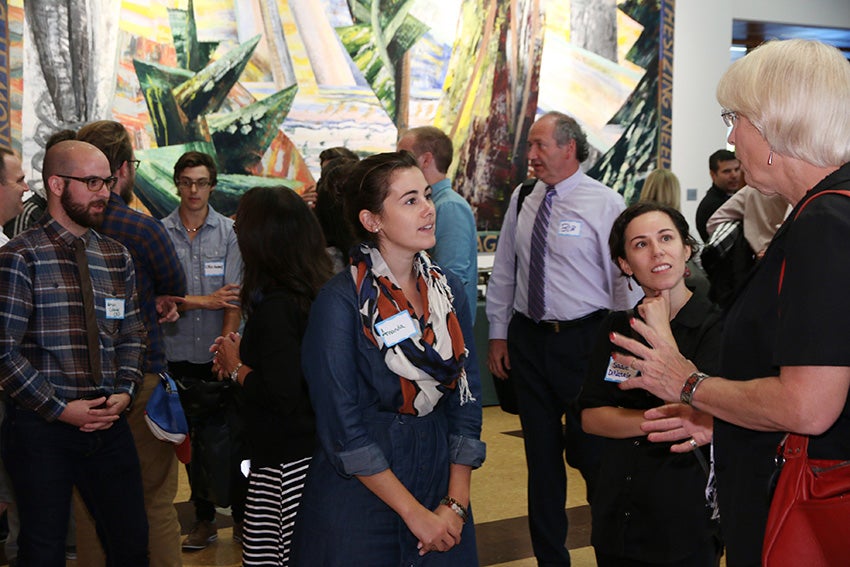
[351,244,473,416]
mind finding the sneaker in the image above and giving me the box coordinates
[182,520,218,551]
[232,520,243,544]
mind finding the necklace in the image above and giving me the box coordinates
[185,226,200,233]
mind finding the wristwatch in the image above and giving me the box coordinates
[230,362,243,383]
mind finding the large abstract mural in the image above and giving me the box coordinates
[3,0,673,230]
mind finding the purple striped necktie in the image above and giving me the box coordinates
[527,185,556,321]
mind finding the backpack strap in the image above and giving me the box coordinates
[778,189,850,294]
[516,177,538,216]
[513,178,539,280]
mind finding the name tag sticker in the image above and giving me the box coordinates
[558,220,583,237]
[604,356,638,383]
[105,298,125,320]
[204,261,225,277]
[374,311,419,348]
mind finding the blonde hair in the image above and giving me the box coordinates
[716,39,850,167]
[639,168,681,210]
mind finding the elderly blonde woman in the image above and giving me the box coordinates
[639,168,681,210]
[610,39,850,567]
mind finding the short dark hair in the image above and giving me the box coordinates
[709,149,737,172]
[173,151,218,188]
[608,202,699,276]
[315,157,358,254]
[46,129,78,150]
[0,147,14,185]
[545,111,590,162]
[401,126,453,173]
[319,146,358,167]
[343,151,419,246]
[76,121,133,173]
[235,187,332,316]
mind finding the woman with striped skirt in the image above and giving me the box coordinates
[212,187,333,565]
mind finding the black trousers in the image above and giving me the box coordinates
[507,312,606,566]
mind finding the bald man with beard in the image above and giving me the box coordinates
[0,141,149,565]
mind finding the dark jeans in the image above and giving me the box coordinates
[508,312,606,566]
[2,403,148,566]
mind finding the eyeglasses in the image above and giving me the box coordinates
[56,174,118,192]
[176,178,212,190]
[721,109,738,128]
[129,159,141,169]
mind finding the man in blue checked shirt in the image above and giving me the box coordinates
[0,140,149,565]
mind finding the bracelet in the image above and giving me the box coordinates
[439,496,469,523]
[230,362,243,383]
[680,371,709,405]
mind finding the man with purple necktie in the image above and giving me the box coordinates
[486,111,640,566]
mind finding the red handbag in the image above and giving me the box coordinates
[762,433,850,566]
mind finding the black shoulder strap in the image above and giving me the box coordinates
[516,178,538,216]
[778,189,850,294]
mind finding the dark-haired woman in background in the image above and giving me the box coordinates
[580,203,722,566]
[293,152,485,565]
[212,187,333,566]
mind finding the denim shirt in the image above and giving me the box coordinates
[161,206,242,363]
[302,268,486,477]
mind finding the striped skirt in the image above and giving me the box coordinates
[242,457,311,566]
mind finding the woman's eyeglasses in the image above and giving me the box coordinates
[721,109,738,128]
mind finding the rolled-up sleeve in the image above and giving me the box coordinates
[445,273,486,468]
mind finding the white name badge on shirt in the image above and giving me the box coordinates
[604,356,638,383]
[558,219,583,237]
[374,311,419,348]
[105,298,126,320]
[204,261,225,277]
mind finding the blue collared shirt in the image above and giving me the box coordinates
[486,170,642,339]
[0,217,146,420]
[161,206,242,363]
[100,193,187,372]
[429,178,478,323]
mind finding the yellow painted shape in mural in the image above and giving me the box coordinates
[119,1,174,44]
[277,0,318,95]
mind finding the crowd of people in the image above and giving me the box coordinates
[0,37,847,567]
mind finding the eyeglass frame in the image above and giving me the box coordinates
[55,174,118,193]
[721,109,738,128]
[176,178,213,190]
[129,159,141,169]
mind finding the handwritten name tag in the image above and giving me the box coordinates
[204,261,224,277]
[105,298,125,320]
[604,356,638,383]
[374,311,419,348]
[558,220,583,237]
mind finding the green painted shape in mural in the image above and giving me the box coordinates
[209,174,303,217]
[134,143,304,219]
[338,0,428,120]
[208,84,299,173]
[133,59,193,148]
[172,34,261,122]
[167,0,216,72]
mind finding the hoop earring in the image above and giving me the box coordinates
[627,276,633,291]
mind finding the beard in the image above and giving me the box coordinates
[61,188,107,229]
[118,172,135,203]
